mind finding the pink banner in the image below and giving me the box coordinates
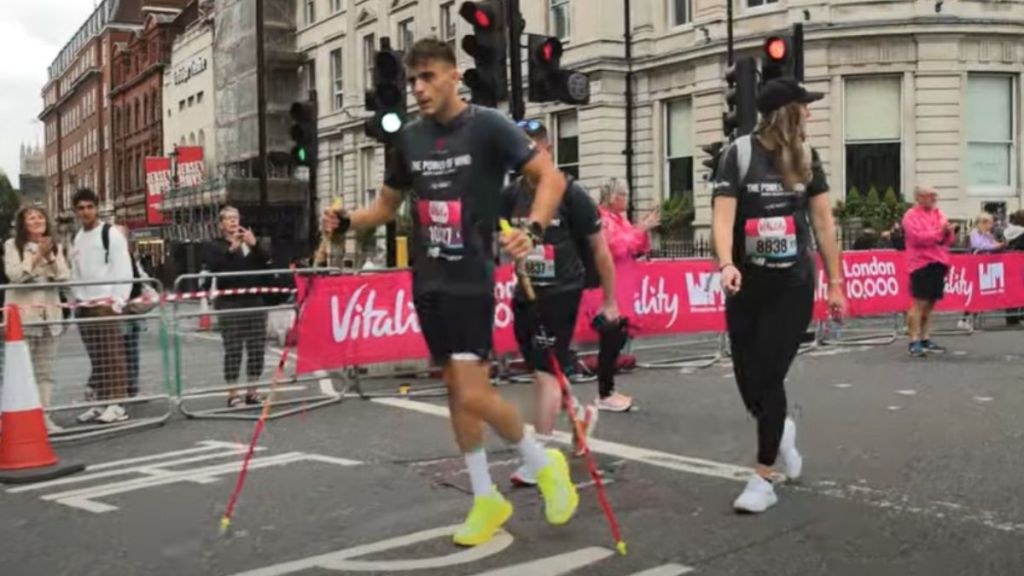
[294,252,1024,374]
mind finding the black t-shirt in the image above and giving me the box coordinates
[712,137,828,276]
[500,176,602,296]
[385,105,538,296]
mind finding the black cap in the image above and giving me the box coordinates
[757,77,824,115]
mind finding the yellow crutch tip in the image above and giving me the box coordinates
[615,540,627,556]
[219,517,231,534]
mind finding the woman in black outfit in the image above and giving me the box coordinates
[711,78,846,513]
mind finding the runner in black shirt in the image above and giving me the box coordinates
[711,77,846,514]
[499,120,619,487]
[321,39,578,547]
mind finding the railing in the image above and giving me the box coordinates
[0,251,1020,446]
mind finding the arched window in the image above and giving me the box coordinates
[189,132,196,146]
[198,129,205,148]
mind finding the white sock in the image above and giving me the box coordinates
[517,430,550,475]
[464,449,494,497]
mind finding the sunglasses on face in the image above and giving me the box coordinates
[516,119,544,135]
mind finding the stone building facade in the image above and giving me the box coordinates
[295,0,1024,241]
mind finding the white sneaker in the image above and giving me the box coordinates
[733,474,778,513]
[509,464,537,487]
[96,404,129,424]
[957,318,972,331]
[778,418,803,481]
[77,407,103,423]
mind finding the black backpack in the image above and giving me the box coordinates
[564,176,601,290]
[100,224,142,300]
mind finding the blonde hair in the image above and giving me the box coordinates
[976,212,993,225]
[600,177,628,207]
[755,102,811,189]
[219,206,240,221]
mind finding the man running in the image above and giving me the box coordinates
[321,39,578,547]
[500,120,618,486]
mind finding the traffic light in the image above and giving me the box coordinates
[459,0,507,108]
[723,56,757,139]
[527,34,590,105]
[289,99,318,167]
[365,41,408,143]
[701,141,725,180]
[760,23,804,83]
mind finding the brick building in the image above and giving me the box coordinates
[39,0,188,231]
[110,5,189,229]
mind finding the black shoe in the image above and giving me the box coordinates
[921,339,946,354]
[244,392,264,405]
[908,341,926,357]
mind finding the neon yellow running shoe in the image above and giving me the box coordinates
[452,487,513,547]
[536,448,579,525]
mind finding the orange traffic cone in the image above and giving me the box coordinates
[0,306,84,484]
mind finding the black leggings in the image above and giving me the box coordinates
[596,317,629,398]
[725,266,814,467]
[219,310,268,384]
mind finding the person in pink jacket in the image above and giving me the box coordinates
[591,178,659,412]
[902,186,956,357]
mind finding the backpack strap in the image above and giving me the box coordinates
[736,134,753,187]
[101,223,111,265]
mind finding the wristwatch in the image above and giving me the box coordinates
[336,209,352,236]
[524,221,544,247]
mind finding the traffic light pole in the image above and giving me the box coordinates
[385,144,397,267]
[507,0,525,121]
[624,0,636,222]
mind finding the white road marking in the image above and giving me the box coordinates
[626,564,696,576]
[228,524,513,575]
[833,383,852,389]
[8,442,263,494]
[8,441,361,513]
[472,547,613,576]
[887,406,902,411]
[374,397,1024,536]
[974,396,994,403]
[896,390,917,396]
[372,398,752,482]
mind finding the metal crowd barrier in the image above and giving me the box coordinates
[815,314,902,347]
[0,278,172,443]
[170,267,345,420]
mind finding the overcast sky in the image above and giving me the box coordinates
[0,1,97,185]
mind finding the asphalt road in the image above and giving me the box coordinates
[2,328,1023,575]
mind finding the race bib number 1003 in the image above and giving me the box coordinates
[744,216,797,261]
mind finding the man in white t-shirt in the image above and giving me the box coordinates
[69,188,133,424]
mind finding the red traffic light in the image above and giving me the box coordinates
[459,2,494,29]
[535,37,562,62]
[765,37,787,61]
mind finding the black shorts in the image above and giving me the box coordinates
[910,262,949,302]
[414,292,494,364]
[513,289,582,374]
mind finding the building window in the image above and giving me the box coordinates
[179,100,185,112]
[398,19,415,51]
[966,74,1014,193]
[334,154,345,192]
[844,76,902,199]
[360,147,376,206]
[747,0,779,7]
[330,49,344,110]
[196,91,204,104]
[556,112,579,179]
[331,0,343,14]
[199,129,206,148]
[440,3,456,47]
[189,132,196,146]
[549,0,571,41]
[670,0,691,26]
[363,34,376,91]
[188,95,195,108]
[665,99,694,202]
[304,0,316,25]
